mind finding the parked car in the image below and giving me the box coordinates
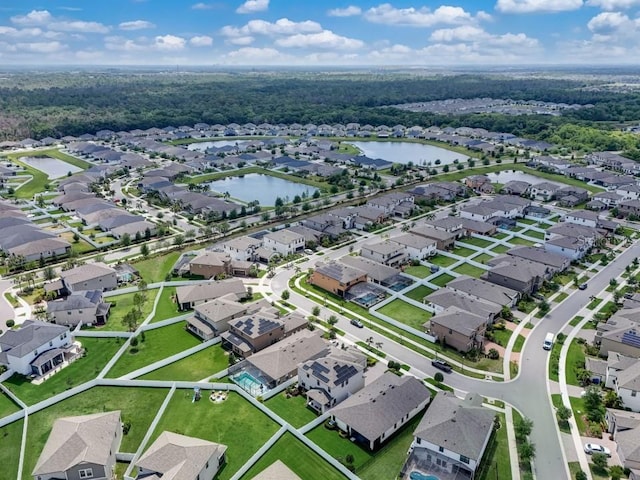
[350,319,364,328]
[584,443,611,457]
[431,359,453,373]
[579,283,588,290]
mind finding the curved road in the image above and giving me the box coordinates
[268,234,640,480]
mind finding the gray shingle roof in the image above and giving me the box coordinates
[47,290,103,312]
[251,460,301,480]
[32,411,121,475]
[428,306,487,335]
[447,275,519,306]
[176,279,245,304]
[60,262,116,287]
[0,320,69,358]
[314,261,367,284]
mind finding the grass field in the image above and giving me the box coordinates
[23,387,168,479]
[150,391,280,480]
[240,432,346,480]
[461,236,494,248]
[103,289,159,331]
[403,265,432,278]
[430,273,455,287]
[265,393,318,428]
[151,286,178,322]
[523,230,545,240]
[508,237,536,246]
[140,344,229,381]
[478,413,511,480]
[133,250,182,283]
[3,337,123,405]
[473,253,494,264]
[0,390,19,418]
[428,254,458,267]
[404,285,434,302]
[565,340,586,387]
[452,263,486,278]
[377,299,431,330]
[0,420,23,480]
[106,322,201,378]
[451,246,476,257]
[491,244,510,254]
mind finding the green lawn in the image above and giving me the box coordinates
[23,387,168,479]
[551,394,571,434]
[377,299,432,330]
[513,334,526,353]
[430,273,455,287]
[106,322,201,378]
[240,432,346,480]
[70,238,96,254]
[3,337,123,405]
[555,292,569,303]
[451,246,476,257]
[554,272,574,286]
[0,419,23,480]
[428,254,458,267]
[566,340,586,387]
[103,289,159,331]
[140,344,229,381]
[150,391,280,480]
[569,316,584,327]
[0,390,19,418]
[523,230,545,240]
[494,232,509,239]
[518,218,537,225]
[404,285,434,302]
[569,396,587,435]
[461,236,493,248]
[491,244,510,254]
[403,265,432,279]
[133,250,182,283]
[508,237,536,246]
[491,328,514,348]
[477,413,511,480]
[473,253,494,264]
[151,287,179,322]
[587,297,603,310]
[452,263,486,278]
[265,392,318,428]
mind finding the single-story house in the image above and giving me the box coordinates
[175,279,246,310]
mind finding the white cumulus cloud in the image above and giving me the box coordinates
[327,6,362,17]
[11,9,109,33]
[364,4,482,26]
[495,0,584,13]
[221,18,322,38]
[587,11,631,32]
[154,35,186,51]
[190,35,213,47]
[236,0,269,14]
[119,20,155,31]
[276,30,364,49]
[587,0,640,9]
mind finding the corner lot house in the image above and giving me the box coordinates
[175,279,246,310]
[330,372,431,450]
[427,306,487,353]
[0,320,80,377]
[409,392,495,479]
[309,261,367,297]
[47,290,111,327]
[606,408,640,478]
[136,431,227,480]
[32,411,122,480]
[60,262,118,293]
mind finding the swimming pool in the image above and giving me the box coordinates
[233,371,264,395]
[357,293,379,305]
[409,472,440,480]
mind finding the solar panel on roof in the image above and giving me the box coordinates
[622,330,640,348]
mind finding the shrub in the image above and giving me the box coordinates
[6,319,14,328]
[123,420,132,435]
[130,336,139,347]
[487,348,500,360]
[575,470,587,480]
[434,372,444,382]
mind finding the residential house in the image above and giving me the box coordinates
[367,192,415,215]
[619,199,640,218]
[32,411,122,480]
[457,218,498,237]
[556,186,589,207]
[447,275,520,308]
[410,225,456,250]
[465,175,493,194]
[47,290,111,327]
[502,180,531,196]
[298,348,366,413]
[250,460,301,480]
[612,361,640,412]
[242,329,329,389]
[60,262,118,293]
[189,251,232,279]
[564,210,600,228]
[309,261,367,297]
[410,392,495,480]
[330,372,431,450]
[186,294,253,340]
[303,213,347,238]
[423,218,465,239]
[391,233,437,260]
[409,182,465,202]
[482,257,549,294]
[175,279,246,310]
[222,236,261,262]
[506,246,570,273]
[596,313,640,358]
[262,229,305,257]
[617,184,640,201]
[459,204,498,223]
[528,182,561,201]
[544,235,590,261]
[339,255,401,287]
[605,352,638,389]
[136,432,227,480]
[593,191,623,208]
[360,241,408,267]
[0,320,80,377]
[424,289,501,324]
[605,408,640,479]
[427,306,487,353]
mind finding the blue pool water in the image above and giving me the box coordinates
[233,371,264,394]
[358,293,378,304]
[409,473,440,480]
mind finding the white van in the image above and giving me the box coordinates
[543,332,554,351]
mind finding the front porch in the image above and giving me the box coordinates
[30,342,84,385]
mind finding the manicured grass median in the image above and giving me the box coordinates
[566,340,586,387]
[107,322,201,378]
[513,334,526,353]
[377,299,432,330]
[265,392,318,428]
[140,344,229,381]
[151,391,280,480]
[23,387,168,478]
[3,337,123,405]
[452,263,486,278]
[430,273,455,287]
[404,285,434,303]
[240,432,346,480]
[587,297,603,310]
[403,264,432,279]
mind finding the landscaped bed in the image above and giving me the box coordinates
[376,299,432,330]
[240,432,346,480]
[140,344,229,381]
[150,391,280,480]
[3,337,123,405]
[265,392,318,428]
[106,322,201,378]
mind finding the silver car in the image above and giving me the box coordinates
[584,443,611,457]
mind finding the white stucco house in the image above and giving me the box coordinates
[262,229,305,257]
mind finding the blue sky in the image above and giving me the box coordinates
[0,0,638,65]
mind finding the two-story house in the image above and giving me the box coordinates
[360,241,408,267]
[564,210,600,228]
[221,236,261,262]
[186,294,251,340]
[390,233,437,260]
[427,306,487,353]
[47,290,111,327]
[528,181,561,201]
[175,279,246,310]
[33,411,122,480]
[309,261,367,297]
[60,262,118,293]
[262,229,305,257]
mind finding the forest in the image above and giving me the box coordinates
[2,71,640,153]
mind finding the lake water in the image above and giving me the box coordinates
[22,156,82,179]
[348,141,469,166]
[187,140,247,152]
[206,173,314,206]
[486,170,564,186]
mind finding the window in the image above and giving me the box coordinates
[416,438,421,444]
[49,341,53,347]
[438,446,444,453]
[79,468,94,479]
[632,390,637,397]
[460,455,470,464]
